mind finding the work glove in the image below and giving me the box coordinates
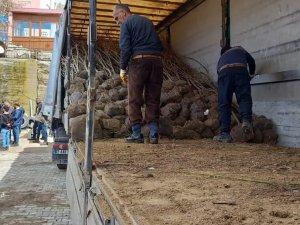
[120,69,128,84]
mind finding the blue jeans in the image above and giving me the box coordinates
[12,126,20,144]
[1,128,10,148]
[218,72,252,133]
[38,123,48,142]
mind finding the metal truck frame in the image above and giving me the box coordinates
[42,0,110,223]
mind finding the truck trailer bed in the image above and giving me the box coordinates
[70,139,300,225]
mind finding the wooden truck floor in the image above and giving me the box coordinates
[72,139,300,225]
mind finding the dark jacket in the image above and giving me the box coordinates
[12,108,23,127]
[119,15,163,70]
[217,46,256,76]
[0,113,13,129]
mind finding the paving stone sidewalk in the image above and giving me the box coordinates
[0,131,72,225]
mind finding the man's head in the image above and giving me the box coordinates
[2,105,9,113]
[13,101,20,109]
[113,4,131,25]
[3,100,10,106]
[36,98,41,104]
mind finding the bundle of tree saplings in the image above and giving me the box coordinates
[61,39,278,144]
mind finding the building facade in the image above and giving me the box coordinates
[9,8,62,51]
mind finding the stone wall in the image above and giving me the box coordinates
[0,50,50,114]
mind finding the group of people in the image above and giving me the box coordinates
[0,98,49,150]
[0,100,25,150]
[112,4,256,144]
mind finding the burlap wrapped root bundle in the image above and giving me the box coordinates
[65,41,278,145]
[67,70,222,141]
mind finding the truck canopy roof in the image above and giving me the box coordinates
[69,0,203,39]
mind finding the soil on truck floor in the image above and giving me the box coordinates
[79,139,300,225]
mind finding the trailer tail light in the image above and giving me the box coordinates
[53,143,68,150]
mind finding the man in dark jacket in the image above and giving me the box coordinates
[0,105,13,150]
[113,4,163,144]
[11,101,23,146]
[213,46,256,143]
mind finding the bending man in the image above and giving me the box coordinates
[213,45,256,143]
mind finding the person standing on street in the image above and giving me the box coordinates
[11,101,23,146]
[0,105,13,150]
[28,98,43,141]
[213,45,256,143]
[36,112,48,145]
[112,4,163,144]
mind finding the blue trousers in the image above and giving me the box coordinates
[218,72,252,133]
[12,126,20,144]
[1,128,10,148]
[37,123,48,142]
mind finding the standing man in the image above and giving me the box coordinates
[28,98,42,141]
[213,46,256,143]
[112,4,163,144]
[11,101,23,146]
[0,105,13,151]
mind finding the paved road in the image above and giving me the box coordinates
[0,131,72,225]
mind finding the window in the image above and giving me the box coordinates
[41,22,56,38]
[31,22,40,37]
[14,21,30,37]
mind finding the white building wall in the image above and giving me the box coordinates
[170,0,222,82]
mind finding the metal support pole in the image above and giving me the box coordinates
[66,0,71,89]
[83,0,97,224]
[166,26,171,44]
[65,0,72,133]
[221,0,230,47]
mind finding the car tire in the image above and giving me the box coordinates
[57,164,67,170]
[21,114,29,129]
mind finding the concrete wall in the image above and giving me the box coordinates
[170,0,222,81]
[0,58,37,113]
[0,57,50,114]
[170,0,300,147]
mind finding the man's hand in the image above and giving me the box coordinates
[120,69,128,84]
[249,73,257,79]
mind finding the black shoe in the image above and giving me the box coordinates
[213,132,233,143]
[149,133,159,144]
[28,138,37,141]
[125,134,144,143]
[12,143,19,147]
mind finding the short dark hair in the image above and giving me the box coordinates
[221,45,231,55]
[115,4,131,13]
[13,101,20,107]
[3,105,9,112]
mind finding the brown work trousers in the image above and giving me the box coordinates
[128,57,163,125]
